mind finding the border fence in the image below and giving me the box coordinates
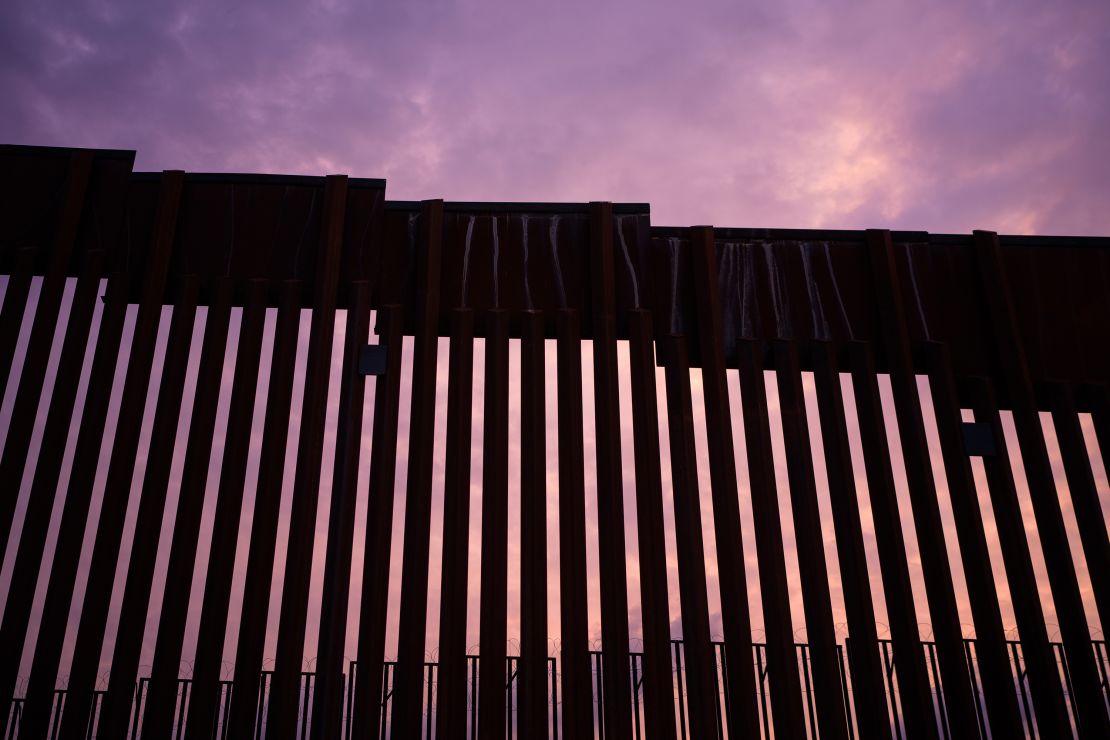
[2,144,1110,739]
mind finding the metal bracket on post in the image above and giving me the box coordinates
[962,422,997,457]
[359,345,388,376]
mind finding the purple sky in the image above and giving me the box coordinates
[2,0,1109,690]
[4,0,1110,232]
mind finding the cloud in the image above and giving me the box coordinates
[3,0,1107,234]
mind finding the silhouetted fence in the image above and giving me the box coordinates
[3,145,1110,739]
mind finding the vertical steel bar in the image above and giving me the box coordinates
[390,200,445,739]
[224,278,304,738]
[864,230,979,735]
[661,333,720,740]
[97,275,215,739]
[519,309,549,739]
[308,280,373,739]
[0,150,91,556]
[15,268,129,739]
[772,339,851,740]
[971,229,1110,736]
[734,338,808,738]
[811,341,892,740]
[588,201,634,740]
[478,308,510,740]
[555,308,594,740]
[965,377,1076,735]
[162,279,267,739]
[350,303,405,739]
[687,226,763,739]
[0,248,104,726]
[1088,387,1110,480]
[56,170,184,740]
[434,308,476,740]
[847,341,940,740]
[1048,383,1110,634]
[922,341,1027,738]
[626,310,679,740]
[267,176,349,739]
[0,246,36,406]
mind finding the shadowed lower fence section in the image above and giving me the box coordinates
[3,145,1110,740]
[5,639,1109,739]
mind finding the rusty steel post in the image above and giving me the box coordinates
[0,246,36,409]
[390,200,445,739]
[589,202,634,740]
[662,332,722,740]
[266,175,349,739]
[434,308,476,740]
[478,308,510,740]
[626,310,678,740]
[556,308,595,740]
[687,226,763,739]
[519,309,549,739]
